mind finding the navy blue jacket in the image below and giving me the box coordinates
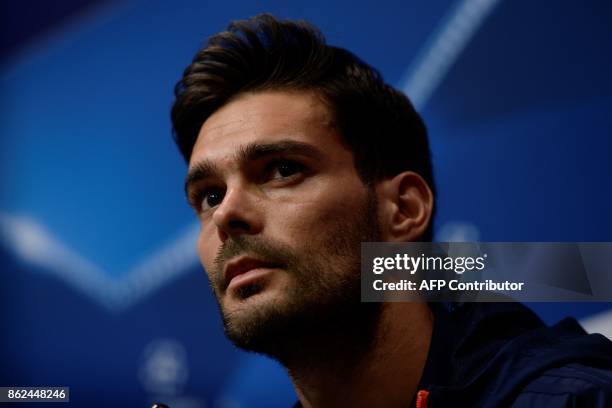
[417,302,612,407]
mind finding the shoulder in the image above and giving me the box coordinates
[509,363,612,407]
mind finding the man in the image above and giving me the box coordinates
[171,14,612,407]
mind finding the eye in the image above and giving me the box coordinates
[199,188,225,212]
[269,160,305,180]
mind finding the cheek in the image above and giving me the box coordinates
[197,225,219,273]
[279,178,368,238]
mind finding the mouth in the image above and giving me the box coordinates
[223,256,282,292]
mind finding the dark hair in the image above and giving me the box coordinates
[171,13,436,240]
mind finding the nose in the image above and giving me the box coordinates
[212,184,263,242]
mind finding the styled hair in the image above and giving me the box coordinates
[171,13,436,240]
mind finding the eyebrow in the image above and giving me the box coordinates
[184,139,324,197]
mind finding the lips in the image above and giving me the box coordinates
[223,256,280,290]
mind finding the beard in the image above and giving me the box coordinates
[207,190,382,365]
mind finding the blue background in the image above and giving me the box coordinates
[1,0,611,406]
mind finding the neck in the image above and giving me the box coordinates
[286,302,433,408]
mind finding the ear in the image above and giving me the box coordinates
[375,172,434,242]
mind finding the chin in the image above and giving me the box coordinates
[221,293,297,353]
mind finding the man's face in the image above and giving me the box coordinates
[186,90,381,352]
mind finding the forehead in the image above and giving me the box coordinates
[189,90,341,166]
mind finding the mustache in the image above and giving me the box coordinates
[213,236,297,288]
